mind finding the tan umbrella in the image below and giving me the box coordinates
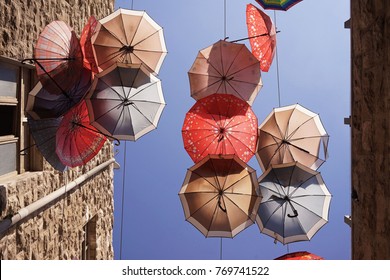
[179,154,262,238]
[188,40,263,105]
[256,104,329,171]
[91,8,167,74]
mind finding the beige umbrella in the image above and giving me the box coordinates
[91,8,167,74]
[188,40,263,105]
[256,104,329,171]
[179,154,262,238]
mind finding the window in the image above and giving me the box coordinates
[0,56,40,179]
[81,215,97,260]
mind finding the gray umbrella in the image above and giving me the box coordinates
[85,62,166,141]
[256,161,331,244]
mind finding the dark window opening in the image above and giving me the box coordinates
[0,105,16,136]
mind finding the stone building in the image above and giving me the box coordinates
[0,0,115,259]
[350,0,390,259]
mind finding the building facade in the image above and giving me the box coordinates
[350,0,390,259]
[0,0,116,259]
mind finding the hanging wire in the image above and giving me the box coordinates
[273,10,282,107]
[119,141,127,260]
[223,0,227,39]
[131,0,134,9]
[220,237,223,260]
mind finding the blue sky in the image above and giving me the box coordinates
[112,0,351,260]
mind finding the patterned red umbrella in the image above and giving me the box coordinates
[80,16,100,75]
[182,94,258,164]
[33,20,84,95]
[56,100,106,167]
[246,4,277,72]
[275,251,324,260]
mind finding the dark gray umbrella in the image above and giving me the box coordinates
[24,117,67,172]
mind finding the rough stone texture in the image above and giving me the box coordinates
[0,141,115,260]
[0,0,114,59]
[0,0,115,259]
[351,0,390,259]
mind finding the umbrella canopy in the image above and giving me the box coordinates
[91,8,167,74]
[256,162,332,245]
[275,251,324,260]
[80,16,100,75]
[182,93,258,164]
[179,154,261,238]
[56,100,106,168]
[188,39,262,105]
[26,67,92,120]
[26,117,67,172]
[33,20,84,95]
[255,0,303,11]
[85,63,166,141]
[256,104,329,172]
[246,4,277,72]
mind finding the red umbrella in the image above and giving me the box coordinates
[246,4,277,72]
[275,251,324,260]
[56,100,106,167]
[33,20,84,95]
[80,16,100,75]
[182,94,258,164]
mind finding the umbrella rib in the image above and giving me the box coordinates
[224,193,258,221]
[224,133,254,158]
[187,169,220,192]
[286,114,318,141]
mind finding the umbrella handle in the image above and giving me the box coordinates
[287,210,298,218]
[218,196,227,213]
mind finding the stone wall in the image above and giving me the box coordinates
[0,142,115,260]
[0,0,116,259]
[350,0,390,259]
[0,0,115,59]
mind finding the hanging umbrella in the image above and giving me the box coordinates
[246,4,277,72]
[275,251,324,260]
[256,161,332,245]
[91,8,167,74]
[188,39,263,105]
[80,16,100,75]
[85,62,166,141]
[31,20,84,95]
[182,93,258,164]
[26,67,92,120]
[255,0,303,11]
[256,104,329,172]
[24,116,67,172]
[56,100,107,168]
[179,154,261,238]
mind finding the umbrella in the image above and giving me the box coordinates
[85,62,166,141]
[178,154,261,238]
[256,161,332,245]
[246,4,277,72]
[25,117,67,172]
[255,0,303,11]
[256,104,329,172]
[182,93,258,164]
[25,67,92,120]
[275,251,324,260]
[80,16,100,75]
[56,100,107,168]
[188,39,263,105]
[32,20,84,95]
[91,8,167,74]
